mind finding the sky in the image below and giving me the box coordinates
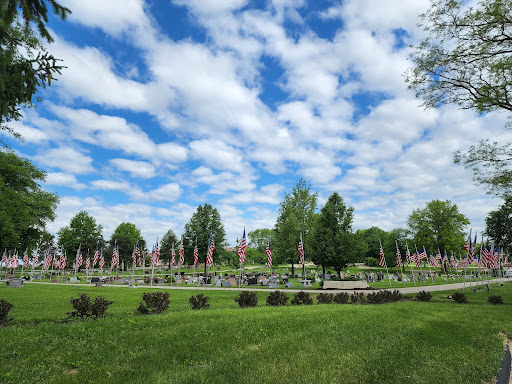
[4,0,510,247]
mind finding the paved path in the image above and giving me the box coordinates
[24,278,510,294]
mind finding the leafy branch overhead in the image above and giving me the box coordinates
[406,0,512,114]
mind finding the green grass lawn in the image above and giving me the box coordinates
[0,282,511,383]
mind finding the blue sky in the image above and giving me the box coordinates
[4,0,509,246]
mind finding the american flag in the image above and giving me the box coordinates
[490,248,500,269]
[43,251,52,270]
[464,230,471,251]
[131,244,137,269]
[298,237,304,265]
[266,237,272,268]
[481,241,490,268]
[238,228,247,264]
[417,247,427,260]
[85,250,90,270]
[179,240,184,265]
[171,243,176,266]
[429,251,438,268]
[76,248,83,269]
[93,244,100,267]
[435,250,442,261]
[411,251,417,265]
[378,246,386,267]
[206,233,215,267]
[52,253,58,268]
[23,249,30,268]
[395,243,402,269]
[193,242,198,266]
[405,243,411,265]
[32,249,39,268]
[442,250,448,267]
[468,232,477,261]
[449,252,456,268]
[135,243,142,266]
[154,240,160,264]
[60,250,67,269]
[112,244,119,268]
[99,249,105,269]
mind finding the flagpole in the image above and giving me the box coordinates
[396,240,405,287]
[406,242,416,286]
[379,239,392,288]
[425,248,434,284]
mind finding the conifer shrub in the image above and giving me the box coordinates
[137,292,170,314]
[488,295,504,305]
[235,291,258,308]
[452,292,468,304]
[68,293,114,319]
[291,291,313,305]
[350,292,367,304]
[189,294,210,310]
[266,291,289,306]
[416,290,432,302]
[316,293,334,304]
[366,290,403,304]
[0,299,14,326]
[333,292,350,304]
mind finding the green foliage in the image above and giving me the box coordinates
[188,294,210,310]
[248,228,273,254]
[137,292,170,315]
[407,200,469,253]
[273,179,318,274]
[0,1,70,140]
[333,292,350,304]
[350,292,367,305]
[364,257,379,267]
[405,0,512,114]
[487,295,504,305]
[160,229,178,264]
[234,291,258,308]
[485,196,512,245]
[310,192,363,275]
[367,290,403,304]
[265,290,289,306]
[315,293,333,304]
[416,291,432,302]
[68,293,113,319]
[291,291,313,305]
[109,223,146,269]
[57,211,104,258]
[452,292,468,304]
[184,204,226,266]
[0,151,59,251]
[0,299,13,326]
[356,227,388,262]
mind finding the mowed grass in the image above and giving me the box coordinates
[0,283,511,384]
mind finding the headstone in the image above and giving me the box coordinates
[324,274,331,280]
[247,277,258,286]
[33,274,41,280]
[285,282,294,288]
[7,278,23,287]
[95,282,102,287]
[69,277,79,283]
[221,281,232,287]
[91,277,101,283]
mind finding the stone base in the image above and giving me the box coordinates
[323,281,369,290]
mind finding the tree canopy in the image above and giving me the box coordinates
[0,150,58,251]
[109,223,146,269]
[407,199,469,253]
[309,192,362,275]
[57,211,104,258]
[273,179,318,274]
[183,204,226,269]
[485,195,512,247]
[160,228,178,265]
[0,0,70,141]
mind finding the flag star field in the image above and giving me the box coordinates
[4,0,508,245]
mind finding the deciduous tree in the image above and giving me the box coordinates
[485,196,512,247]
[57,211,104,258]
[109,223,146,269]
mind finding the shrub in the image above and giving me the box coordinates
[266,291,289,306]
[488,295,504,305]
[366,290,403,304]
[137,292,170,315]
[0,299,14,326]
[364,257,379,267]
[291,291,313,305]
[452,292,468,304]
[189,294,210,310]
[333,292,350,304]
[350,292,366,304]
[235,291,258,308]
[367,292,385,304]
[68,293,114,319]
[316,293,334,304]
[416,290,432,302]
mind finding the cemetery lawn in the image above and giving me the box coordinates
[0,283,511,384]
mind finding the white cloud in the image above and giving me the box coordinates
[34,147,94,174]
[110,158,156,179]
[44,172,87,189]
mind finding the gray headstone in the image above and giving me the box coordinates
[286,282,294,288]
[8,278,23,287]
[95,282,102,287]
[222,281,232,287]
